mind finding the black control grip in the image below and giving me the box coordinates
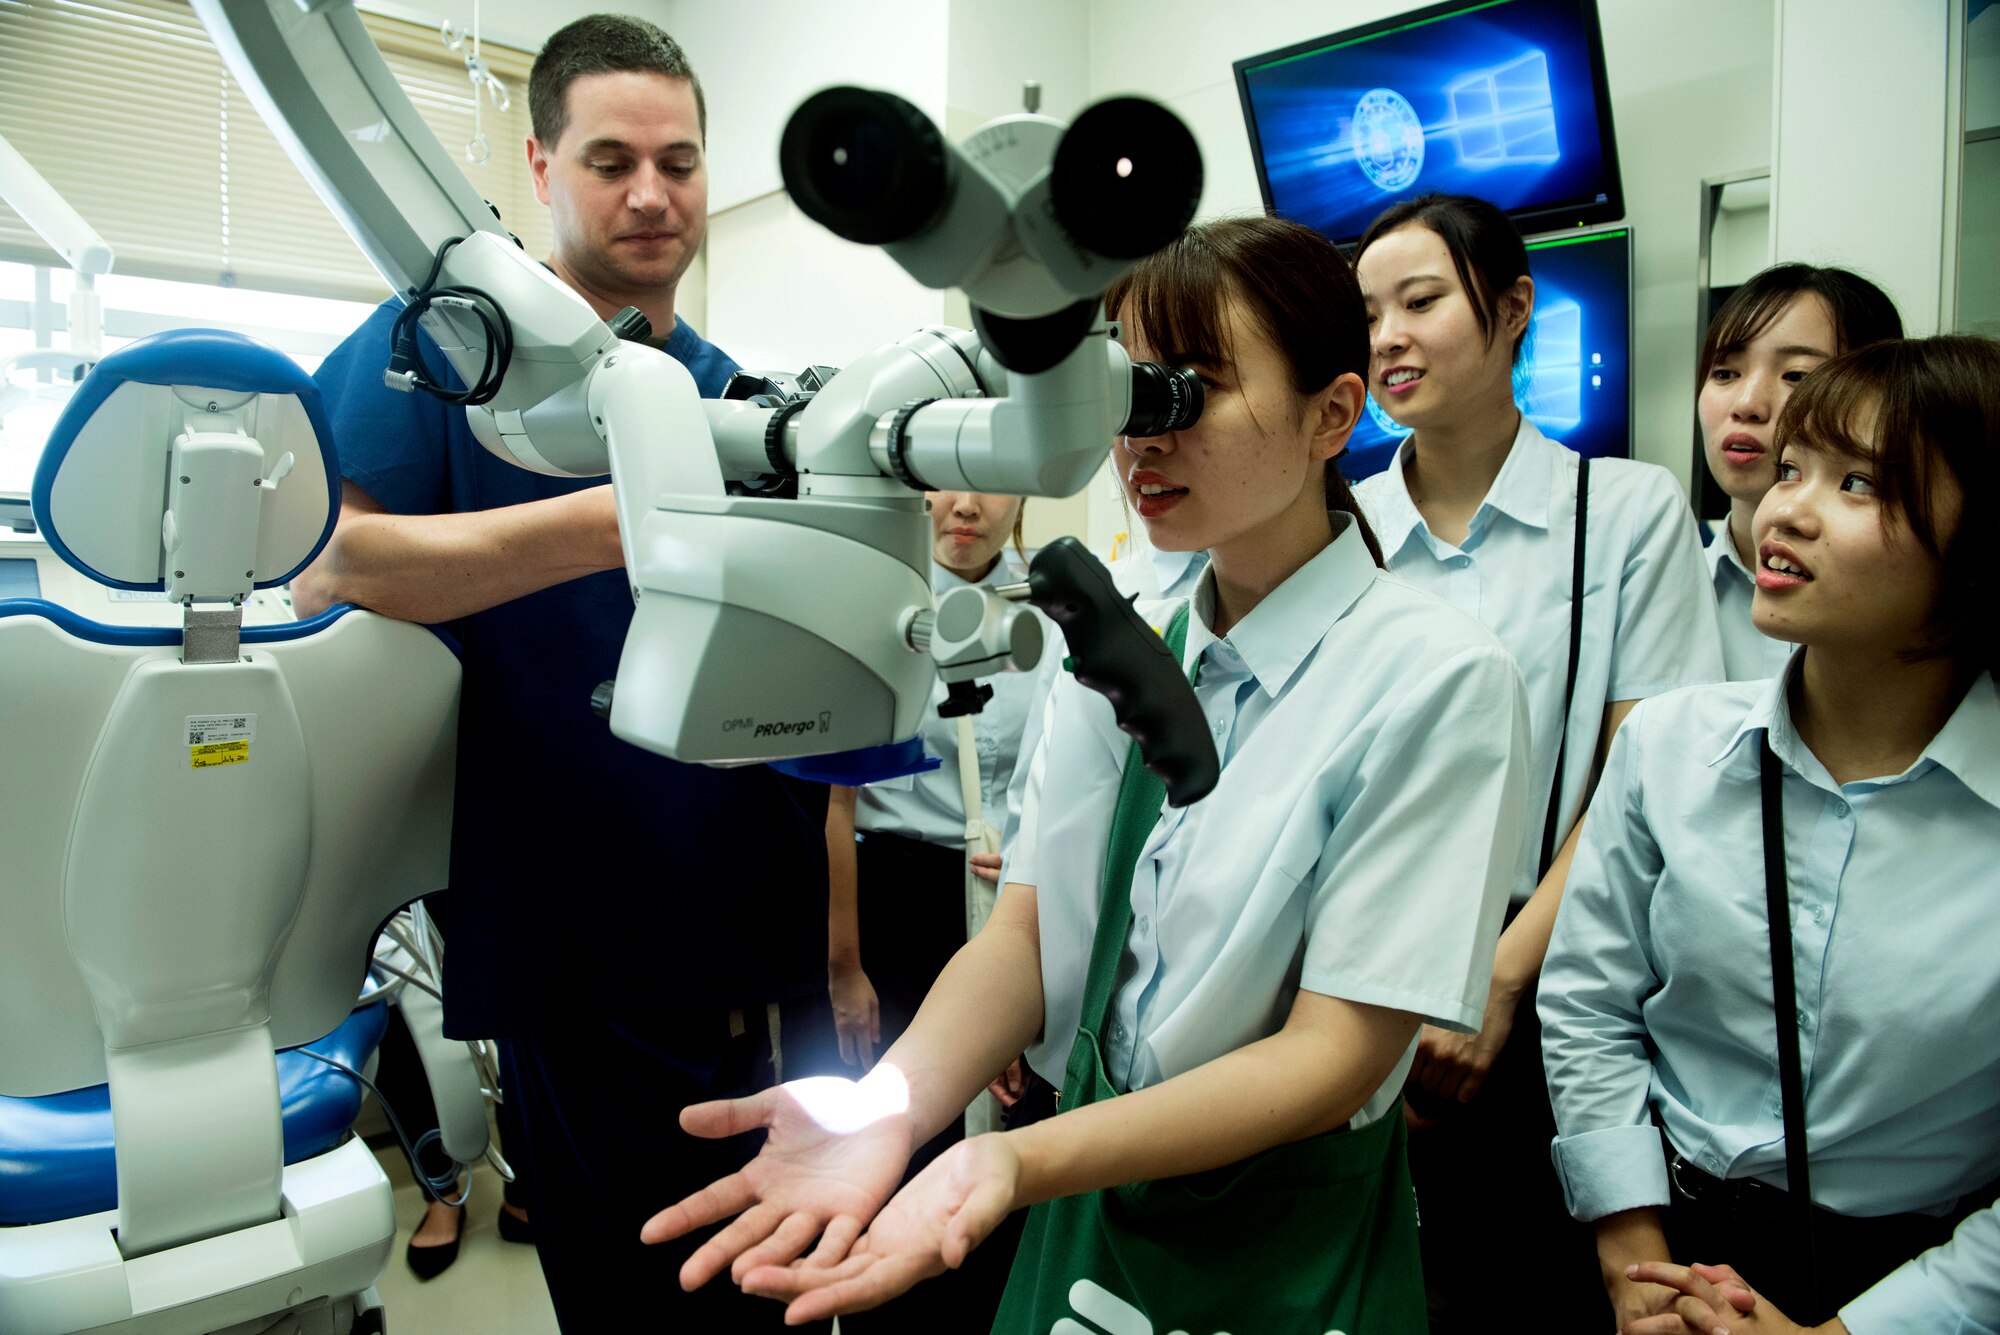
[1027,537,1219,806]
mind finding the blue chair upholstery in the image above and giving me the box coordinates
[0,1002,390,1227]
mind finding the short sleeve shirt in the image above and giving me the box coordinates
[315,299,830,1036]
[1355,419,1723,892]
[1018,518,1533,1125]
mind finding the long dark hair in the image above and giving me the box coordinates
[1775,334,1997,674]
[1103,216,1384,566]
[1355,193,1531,365]
[1698,262,1902,386]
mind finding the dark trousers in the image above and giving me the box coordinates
[833,831,1023,1334]
[1406,984,1605,1332]
[1663,1156,1980,1324]
[498,1000,834,1333]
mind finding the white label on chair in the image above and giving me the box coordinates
[187,713,256,768]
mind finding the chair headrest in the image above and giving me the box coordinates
[31,329,338,598]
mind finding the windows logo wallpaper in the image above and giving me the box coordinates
[1242,0,1614,246]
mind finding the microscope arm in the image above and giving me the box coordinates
[190,0,632,481]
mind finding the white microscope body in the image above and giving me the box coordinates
[190,0,1215,792]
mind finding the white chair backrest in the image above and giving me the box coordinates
[0,329,457,1256]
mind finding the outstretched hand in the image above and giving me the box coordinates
[740,1132,1022,1324]
[640,1071,917,1293]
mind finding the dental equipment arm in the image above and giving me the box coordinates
[191,0,1220,800]
[0,131,112,375]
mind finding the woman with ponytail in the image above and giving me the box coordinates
[640,216,1535,1334]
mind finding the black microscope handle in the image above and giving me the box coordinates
[1026,537,1219,806]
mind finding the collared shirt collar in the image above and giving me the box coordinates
[1711,652,1806,771]
[1481,414,1558,531]
[1184,513,1377,700]
[1365,414,1556,556]
[1150,545,1200,598]
[930,549,1022,596]
[1710,657,2000,811]
[1705,516,1756,591]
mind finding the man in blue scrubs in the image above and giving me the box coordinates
[294,16,832,1328]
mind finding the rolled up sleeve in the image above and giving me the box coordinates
[1541,707,1673,1221]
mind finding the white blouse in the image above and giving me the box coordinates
[1014,517,1533,1127]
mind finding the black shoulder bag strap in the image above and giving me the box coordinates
[1760,737,1820,1307]
[1540,456,1591,878]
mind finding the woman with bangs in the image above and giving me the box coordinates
[640,216,1534,1333]
[1695,265,1901,680]
[1541,335,2000,1334]
[1349,193,1725,1331]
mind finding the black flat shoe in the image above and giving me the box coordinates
[405,1233,460,1280]
[497,1204,535,1246]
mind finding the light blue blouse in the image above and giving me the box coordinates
[1541,661,2000,1335]
[1014,517,1533,1128]
[1355,419,1724,892]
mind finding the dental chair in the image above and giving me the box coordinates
[0,329,461,1333]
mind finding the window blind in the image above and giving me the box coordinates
[0,0,551,302]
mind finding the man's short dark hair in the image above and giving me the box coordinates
[529,14,707,148]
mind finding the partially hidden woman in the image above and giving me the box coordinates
[1693,263,1900,681]
[819,486,1052,1333]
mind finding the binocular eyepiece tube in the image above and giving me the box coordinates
[778,86,1202,289]
[1124,362,1203,438]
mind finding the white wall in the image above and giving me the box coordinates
[658,1,953,378]
[1773,0,1951,335]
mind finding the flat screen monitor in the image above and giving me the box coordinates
[1339,225,1632,484]
[1235,0,1624,247]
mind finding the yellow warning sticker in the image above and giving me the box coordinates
[186,714,255,769]
[192,740,250,768]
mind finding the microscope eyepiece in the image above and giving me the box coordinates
[1124,362,1204,437]
[780,87,950,246]
[1051,98,1204,262]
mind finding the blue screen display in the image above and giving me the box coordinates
[1339,227,1631,483]
[1240,0,1617,245]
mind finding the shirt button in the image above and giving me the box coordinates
[1212,718,1227,735]
[1833,799,1850,817]
[1797,1008,1812,1030]
[1810,905,1826,924]
[1137,915,1150,935]
[1703,1153,1721,1171]
[1112,1024,1127,1042]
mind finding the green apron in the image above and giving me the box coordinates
[993,606,1426,1335]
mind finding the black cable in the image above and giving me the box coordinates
[385,235,516,407]
[299,1046,471,1206]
